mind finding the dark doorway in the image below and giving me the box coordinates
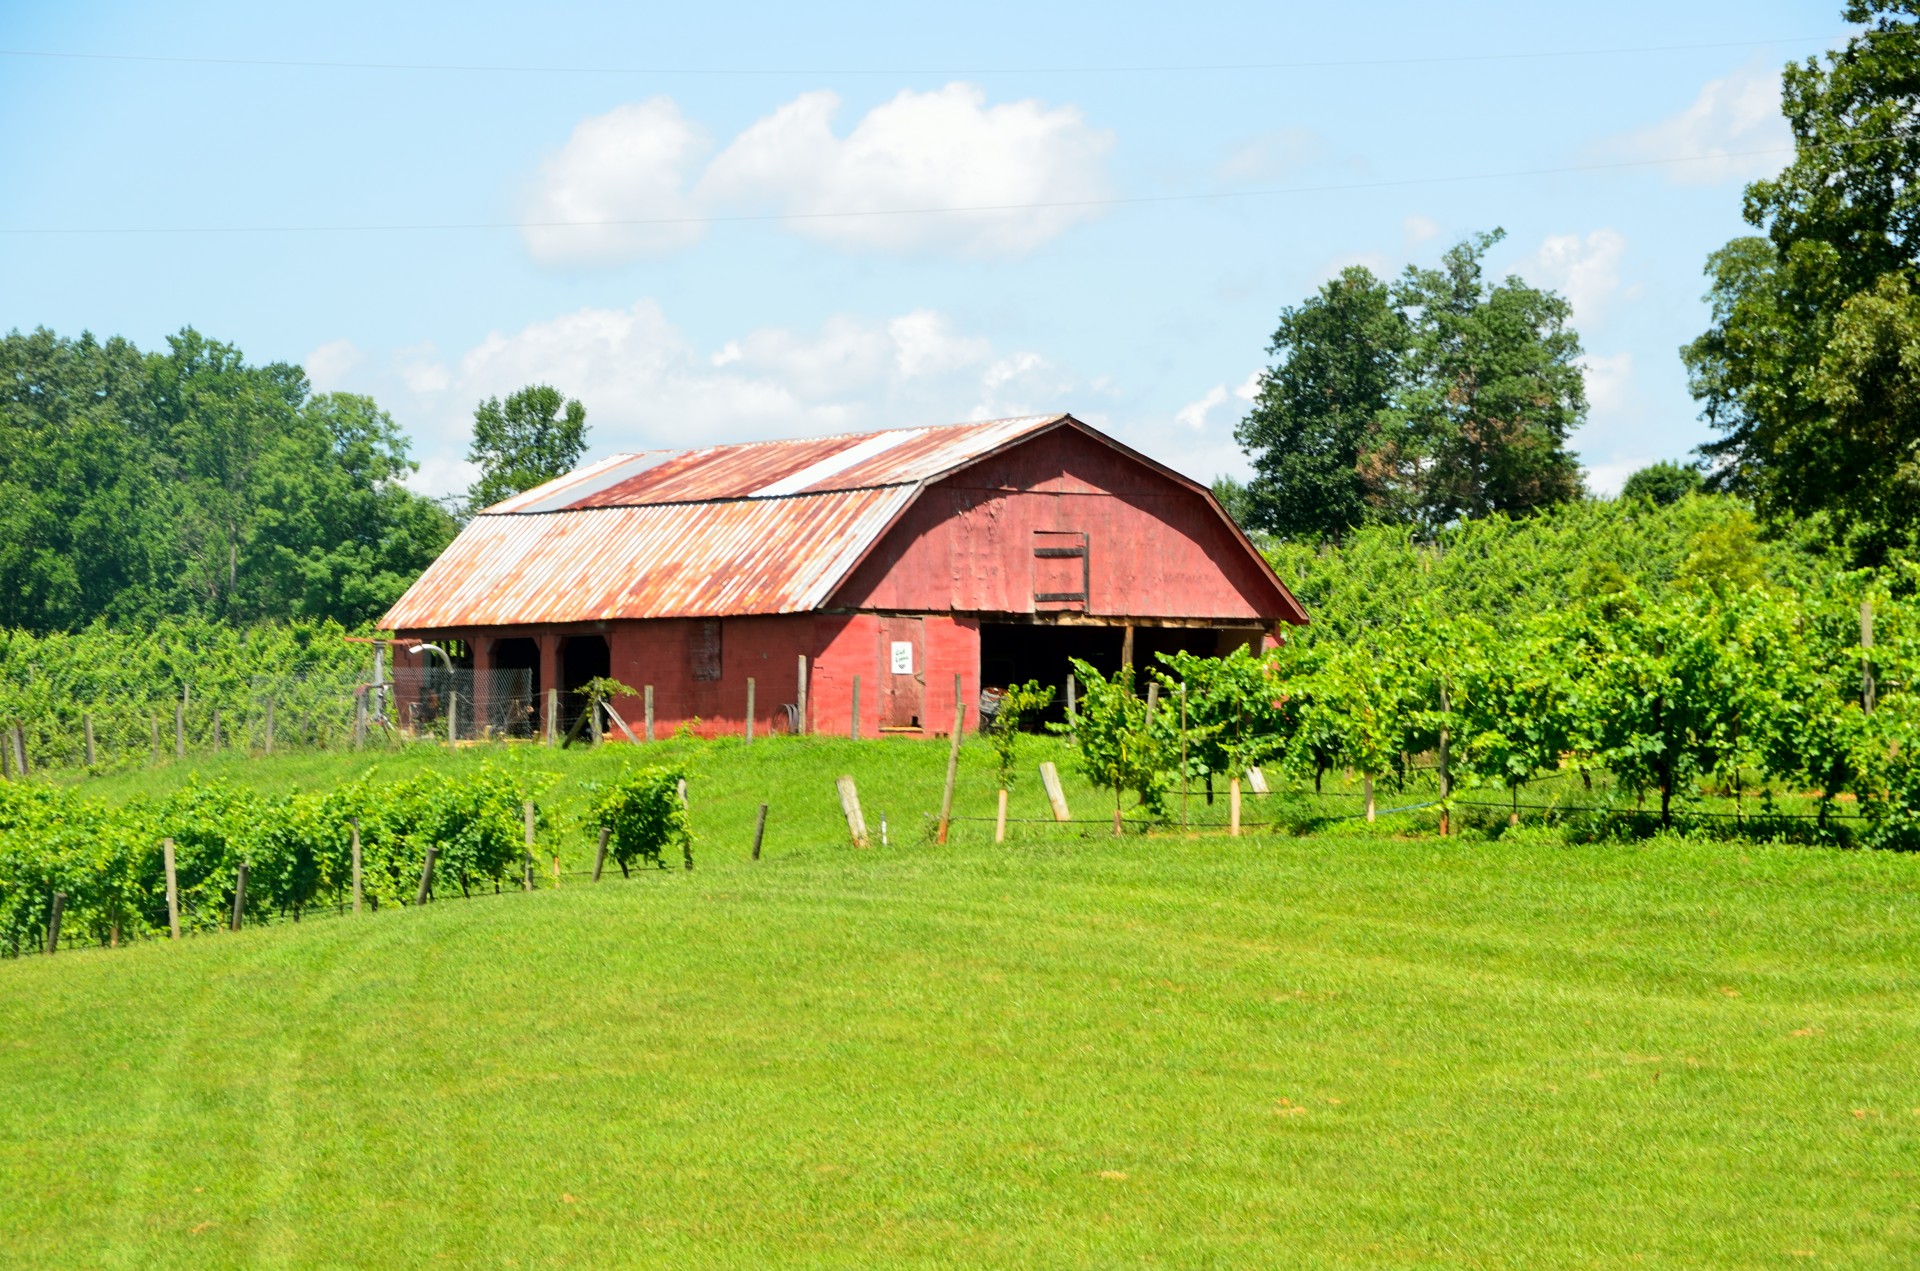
[559,635,610,736]
[980,623,1229,729]
[492,638,540,737]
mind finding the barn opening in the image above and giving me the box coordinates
[559,635,610,735]
[491,637,540,737]
[979,622,1247,729]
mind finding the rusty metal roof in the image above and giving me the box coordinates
[382,416,1067,628]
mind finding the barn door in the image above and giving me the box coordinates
[1032,530,1089,613]
[879,616,925,729]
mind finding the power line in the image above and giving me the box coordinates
[0,146,1814,238]
[0,36,1837,79]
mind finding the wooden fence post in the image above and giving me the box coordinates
[796,656,809,735]
[995,788,1008,843]
[644,685,654,742]
[1229,775,1242,837]
[745,678,756,743]
[162,838,180,939]
[1039,761,1071,822]
[937,676,966,845]
[1246,767,1269,795]
[546,687,558,746]
[211,707,222,754]
[415,847,437,904]
[589,698,602,745]
[678,779,691,871]
[1438,681,1452,836]
[1365,774,1376,823]
[45,891,65,954]
[523,801,536,892]
[837,776,869,848]
[176,695,186,759]
[593,827,610,882]
[84,714,96,768]
[350,818,363,914]
[1179,685,1190,827]
[1863,597,1877,712]
[1065,675,1077,744]
[12,724,28,777]
[851,675,861,741]
[752,802,768,860]
[353,694,367,750]
[264,697,275,755]
[230,862,248,932]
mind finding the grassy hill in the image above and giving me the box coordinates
[5,740,1920,1267]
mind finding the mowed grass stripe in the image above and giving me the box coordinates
[4,785,1919,1265]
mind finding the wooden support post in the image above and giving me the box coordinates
[1065,675,1077,744]
[1039,761,1071,822]
[1179,685,1190,827]
[1365,774,1376,823]
[936,677,965,845]
[12,724,27,777]
[678,779,692,871]
[851,676,861,741]
[796,655,809,735]
[447,691,458,746]
[593,827,610,882]
[1438,681,1452,836]
[175,697,186,759]
[163,838,180,939]
[1143,681,1158,717]
[603,701,640,745]
[523,801,536,892]
[45,891,64,955]
[1230,776,1242,837]
[350,818,363,915]
[263,698,275,755]
[643,685,654,742]
[1246,767,1269,795]
[416,847,437,904]
[353,694,367,750]
[84,714,96,767]
[546,688,558,746]
[837,775,869,848]
[552,853,562,887]
[1120,624,1135,669]
[589,697,603,745]
[752,803,768,860]
[745,678,756,744]
[211,707,222,754]
[230,861,248,931]
[996,788,1009,843]
[1862,598,1876,712]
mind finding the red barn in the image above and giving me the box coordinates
[380,413,1306,739]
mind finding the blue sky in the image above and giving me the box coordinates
[0,1,1842,497]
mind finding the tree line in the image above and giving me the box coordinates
[1226,1,1920,576]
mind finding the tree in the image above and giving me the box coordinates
[1385,230,1588,529]
[1683,3,1920,565]
[465,385,589,512]
[1619,462,1703,506]
[1235,267,1406,540]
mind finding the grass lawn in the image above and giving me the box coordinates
[5,741,1920,1267]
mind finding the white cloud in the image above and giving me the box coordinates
[1176,384,1229,431]
[697,83,1114,257]
[1219,128,1320,182]
[1530,229,1629,323]
[305,338,361,390]
[1233,369,1264,401]
[519,97,712,265]
[1583,458,1652,499]
[1402,214,1441,245]
[305,301,1073,497]
[1606,60,1791,186]
[1579,351,1634,415]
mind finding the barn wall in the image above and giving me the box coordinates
[827,426,1288,622]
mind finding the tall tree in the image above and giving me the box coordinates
[1385,229,1587,529]
[1234,266,1406,541]
[465,385,589,512]
[1683,2,1920,565]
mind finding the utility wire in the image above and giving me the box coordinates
[0,145,1817,238]
[0,35,1837,78]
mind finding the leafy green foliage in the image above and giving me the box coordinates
[986,681,1054,790]
[1683,6,1920,567]
[1234,231,1586,540]
[1619,462,1704,506]
[465,385,589,513]
[1056,660,1173,817]
[590,766,691,873]
[0,327,456,631]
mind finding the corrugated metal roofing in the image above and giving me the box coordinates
[382,415,1066,628]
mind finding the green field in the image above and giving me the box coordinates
[5,739,1920,1267]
